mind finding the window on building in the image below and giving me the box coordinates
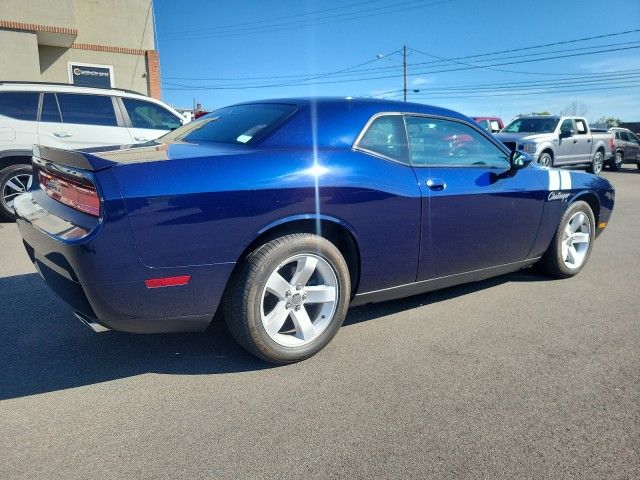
[56,93,118,126]
[40,93,62,123]
[0,92,39,121]
[356,115,408,163]
[405,116,509,168]
[123,98,182,130]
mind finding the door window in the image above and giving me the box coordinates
[40,93,62,123]
[560,119,574,134]
[574,119,588,135]
[56,93,118,126]
[122,98,182,130]
[356,115,408,163]
[0,92,39,120]
[405,116,509,168]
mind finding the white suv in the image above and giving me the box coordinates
[0,82,186,219]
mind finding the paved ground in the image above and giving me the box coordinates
[1,168,639,479]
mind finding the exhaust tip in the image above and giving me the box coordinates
[74,312,110,333]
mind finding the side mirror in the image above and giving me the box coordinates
[509,150,532,170]
[559,129,574,138]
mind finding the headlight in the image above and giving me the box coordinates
[522,143,537,154]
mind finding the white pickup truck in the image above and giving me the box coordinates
[495,116,612,174]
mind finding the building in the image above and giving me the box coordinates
[0,0,161,98]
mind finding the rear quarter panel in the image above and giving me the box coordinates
[112,147,422,293]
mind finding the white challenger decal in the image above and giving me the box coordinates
[547,169,572,201]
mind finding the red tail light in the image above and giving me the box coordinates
[38,170,100,216]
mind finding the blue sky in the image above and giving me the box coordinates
[153,0,640,123]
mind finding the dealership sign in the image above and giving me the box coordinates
[68,63,114,88]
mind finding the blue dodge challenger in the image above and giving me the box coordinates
[14,98,614,363]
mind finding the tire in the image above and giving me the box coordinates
[610,151,623,171]
[587,150,604,174]
[224,233,351,364]
[536,201,595,278]
[538,152,553,168]
[0,164,33,220]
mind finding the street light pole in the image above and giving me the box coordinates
[403,45,407,102]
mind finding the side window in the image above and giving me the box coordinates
[574,119,587,134]
[560,119,574,133]
[0,92,39,121]
[619,131,630,142]
[40,93,62,123]
[477,119,490,131]
[122,98,182,130]
[629,132,639,143]
[406,116,509,168]
[56,93,118,126]
[357,115,408,163]
[490,120,501,133]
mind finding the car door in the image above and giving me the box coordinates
[555,118,577,165]
[405,115,546,280]
[38,92,134,149]
[627,131,640,161]
[119,97,183,143]
[572,118,591,163]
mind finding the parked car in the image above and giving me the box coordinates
[607,127,640,170]
[495,116,612,174]
[471,116,504,134]
[0,81,185,219]
[14,98,614,364]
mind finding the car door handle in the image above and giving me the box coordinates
[134,136,151,142]
[425,178,446,191]
[573,139,578,143]
[53,131,72,138]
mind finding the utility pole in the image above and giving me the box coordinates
[403,45,407,102]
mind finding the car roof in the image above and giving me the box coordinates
[231,96,473,122]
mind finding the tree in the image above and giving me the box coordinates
[560,101,588,116]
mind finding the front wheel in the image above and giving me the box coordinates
[610,151,623,171]
[587,150,604,174]
[538,152,553,168]
[536,201,595,278]
[0,164,33,220]
[224,233,351,364]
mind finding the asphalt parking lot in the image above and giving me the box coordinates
[1,168,638,479]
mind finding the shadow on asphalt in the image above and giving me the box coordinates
[0,269,550,400]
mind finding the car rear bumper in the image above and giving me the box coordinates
[14,191,234,333]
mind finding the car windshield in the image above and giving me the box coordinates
[503,117,559,134]
[160,103,297,144]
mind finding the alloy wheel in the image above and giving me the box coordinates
[2,173,32,209]
[260,253,338,347]
[561,211,591,269]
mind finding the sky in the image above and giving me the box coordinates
[153,0,640,124]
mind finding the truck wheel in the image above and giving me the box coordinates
[0,164,33,220]
[536,201,595,278]
[224,233,351,364]
[611,151,623,171]
[538,152,553,167]
[587,151,604,174]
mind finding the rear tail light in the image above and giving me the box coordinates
[38,170,100,216]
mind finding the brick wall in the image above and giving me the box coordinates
[145,50,161,99]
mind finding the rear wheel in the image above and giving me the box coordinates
[224,233,351,364]
[538,152,553,167]
[536,201,595,278]
[587,150,604,174]
[0,164,33,220]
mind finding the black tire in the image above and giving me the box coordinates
[0,164,33,220]
[224,233,351,364]
[538,152,553,167]
[587,150,604,174]
[536,200,595,279]
[610,151,623,171]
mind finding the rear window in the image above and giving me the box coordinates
[163,103,297,145]
[0,92,39,121]
[56,93,118,126]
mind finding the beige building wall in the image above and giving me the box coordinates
[0,0,160,98]
[0,29,41,80]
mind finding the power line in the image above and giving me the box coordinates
[162,44,640,90]
[160,0,455,40]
